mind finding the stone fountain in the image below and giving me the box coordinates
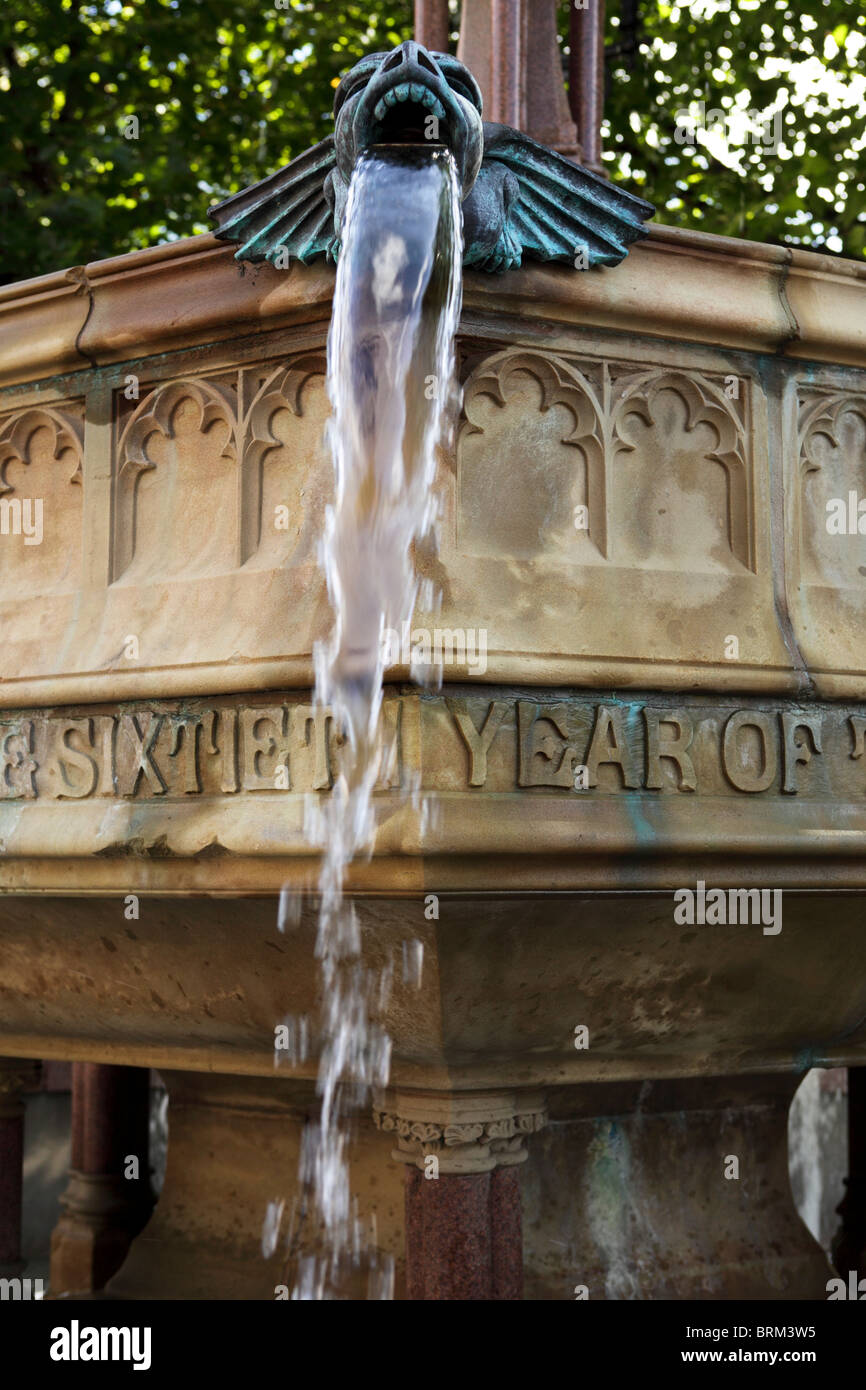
[1,14,866,1301]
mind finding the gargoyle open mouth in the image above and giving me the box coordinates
[370,84,450,145]
[334,43,485,197]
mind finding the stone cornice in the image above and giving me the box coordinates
[2,224,866,388]
[0,266,91,386]
[4,688,866,894]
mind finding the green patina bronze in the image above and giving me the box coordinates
[210,42,654,274]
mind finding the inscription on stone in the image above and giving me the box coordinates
[1,693,865,802]
[0,701,400,802]
[449,696,866,799]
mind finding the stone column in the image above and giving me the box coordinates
[414,0,451,52]
[375,1090,547,1300]
[50,1063,152,1296]
[834,1066,866,1280]
[458,0,579,155]
[0,1059,39,1274]
[569,0,606,171]
[107,1071,407,1300]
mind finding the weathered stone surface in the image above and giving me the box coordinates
[522,1076,832,1300]
[1,230,866,705]
[0,893,864,1086]
[0,689,865,893]
[3,195,866,1301]
[106,1071,405,1301]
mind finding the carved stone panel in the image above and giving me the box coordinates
[0,404,84,597]
[799,389,866,589]
[0,336,820,703]
[111,356,330,584]
[610,368,753,573]
[114,376,238,583]
[787,378,866,696]
[429,342,779,690]
[458,349,606,560]
[239,356,331,572]
[455,351,753,574]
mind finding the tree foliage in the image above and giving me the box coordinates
[1,0,864,285]
[0,0,414,283]
[596,0,866,257]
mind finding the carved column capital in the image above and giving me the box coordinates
[373,1090,547,1174]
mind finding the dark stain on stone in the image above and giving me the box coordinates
[95,835,177,858]
[196,839,232,859]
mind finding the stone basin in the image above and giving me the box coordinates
[1,224,866,1298]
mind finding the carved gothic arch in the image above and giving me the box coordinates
[459,347,607,556]
[611,368,754,573]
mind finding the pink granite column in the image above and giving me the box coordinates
[459,0,579,154]
[489,0,525,130]
[376,1090,545,1301]
[406,1168,510,1300]
[569,0,607,172]
[490,1165,523,1298]
[414,0,451,52]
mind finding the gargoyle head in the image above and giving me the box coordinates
[332,42,485,198]
[210,42,654,272]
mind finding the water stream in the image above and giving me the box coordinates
[284,144,463,1299]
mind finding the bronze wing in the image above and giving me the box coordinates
[481,123,654,268]
[209,136,337,267]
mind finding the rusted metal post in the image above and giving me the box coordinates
[414,0,451,52]
[570,0,607,173]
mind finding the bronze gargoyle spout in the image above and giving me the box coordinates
[210,41,654,274]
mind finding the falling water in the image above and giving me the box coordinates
[288,145,462,1298]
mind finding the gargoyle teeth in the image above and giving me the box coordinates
[372,85,448,126]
